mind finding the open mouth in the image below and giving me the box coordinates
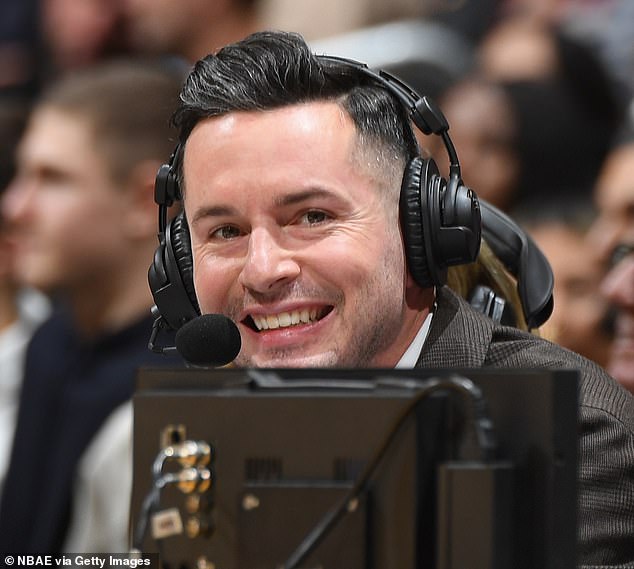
[243,306,333,332]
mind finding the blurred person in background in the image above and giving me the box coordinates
[0,97,50,503]
[521,204,613,368]
[477,15,560,81]
[38,0,130,79]
[600,248,634,394]
[588,126,634,393]
[491,0,634,96]
[122,0,264,64]
[0,0,39,97]
[0,60,184,554]
[413,16,623,218]
[434,76,520,212]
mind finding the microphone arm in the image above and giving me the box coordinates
[147,310,179,355]
[147,309,242,367]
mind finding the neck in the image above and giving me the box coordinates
[66,252,154,338]
[372,285,436,368]
[70,287,151,338]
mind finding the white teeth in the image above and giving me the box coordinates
[278,312,292,327]
[252,309,322,331]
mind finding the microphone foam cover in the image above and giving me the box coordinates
[175,314,241,367]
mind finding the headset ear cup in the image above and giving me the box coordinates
[148,210,200,331]
[400,156,445,288]
[168,212,200,315]
[439,179,482,266]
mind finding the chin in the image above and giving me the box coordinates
[239,351,340,369]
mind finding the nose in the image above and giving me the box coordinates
[601,255,634,309]
[1,178,35,223]
[238,226,300,294]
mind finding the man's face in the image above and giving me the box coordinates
[590,144,634,261]
[530,222,612,368]
[183,102,427,368]
[1,107,130,294]
[436,80,519,211]
[601,250,634,391]
[590,142,634,392]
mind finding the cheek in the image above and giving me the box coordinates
[37,189,108,227]
[328,230,406,292]
[190,223,407,308]
[314,235,394,285]
[61,203,123,253]
[192,253,240,313]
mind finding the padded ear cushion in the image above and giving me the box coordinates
[400,156,445,288]
[168,212,200,314]
[148,210,200,331]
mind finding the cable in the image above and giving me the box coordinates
[376,374,496,461]
[132,484,161,552]
[282,374,496,569]
[132,441,212,553]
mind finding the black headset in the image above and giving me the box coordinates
[478,200,554,329]
[148,55,483,336]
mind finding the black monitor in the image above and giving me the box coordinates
[130,367,578,569]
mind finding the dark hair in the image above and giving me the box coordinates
[0,97,31,193]
[172,31,419,186]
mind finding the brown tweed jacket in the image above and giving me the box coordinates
[417,287,634,568]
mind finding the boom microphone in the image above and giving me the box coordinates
[175,314,241,366]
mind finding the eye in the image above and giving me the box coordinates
[610,243,634,268]
[210,225,243,240]
[298,210,331,225]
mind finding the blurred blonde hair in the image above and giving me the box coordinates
[447,238,535,333]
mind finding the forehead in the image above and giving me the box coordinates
[19,106,95,164]
[181,102,361,191]
[185,101,353,151]
[595,143,634,210]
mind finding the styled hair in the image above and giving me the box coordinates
[172,30,419,189]
[39,59,184,186]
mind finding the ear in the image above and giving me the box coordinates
[119,160,161,240]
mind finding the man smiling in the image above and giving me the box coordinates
[184,103,431,368]
[588,128,634,393]
[156,31,634,566]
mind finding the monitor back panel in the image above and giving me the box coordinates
[131,368,578,569]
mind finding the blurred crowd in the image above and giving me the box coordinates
[0,0,633,555]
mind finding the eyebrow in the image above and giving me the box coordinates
[190,205,237,225]
[190,188,340,224]
[274,187,339,207]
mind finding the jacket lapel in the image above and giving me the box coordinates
[416,286,494,368]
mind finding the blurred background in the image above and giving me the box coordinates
[0,0,633,555]
[1,0,633,437]
[3,0,632,385]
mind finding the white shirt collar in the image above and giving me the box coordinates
[395,311,433,369]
